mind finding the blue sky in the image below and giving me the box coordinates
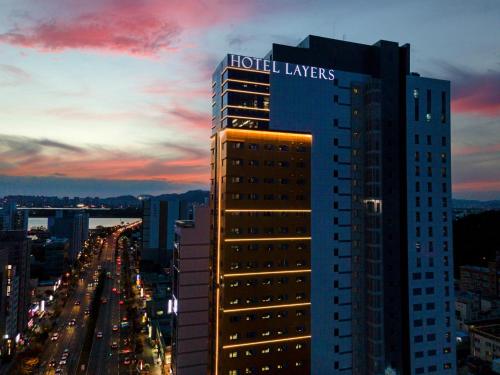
[0,0,499,198]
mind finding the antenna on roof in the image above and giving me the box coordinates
[342,34,346,41]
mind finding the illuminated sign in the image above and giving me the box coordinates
[229,54,335,81]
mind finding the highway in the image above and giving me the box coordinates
[37,238,102,375]
[35,222,140,375]
[86,233,121,375]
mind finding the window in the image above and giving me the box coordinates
[414,92,420,121]
[441,91,446,123]
[334,95,339,103]
[427,135,432,145]
[426,89,432,115]
[229,351,238,358]
[415,134,420,144]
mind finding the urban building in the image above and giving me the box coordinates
[171,206,210,375]
[460,262,500,297]
[470,324,500,363]
[0,202,28,232]
[209,122,312,374]
[209,35,454,375]
[0,231,31,347]
[43,238,69,278]
[142,197,184,267]
[48,210,89,262]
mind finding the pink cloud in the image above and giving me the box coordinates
[0,0,264,56]
[453,143,500,157]
[453,180,500,193]
[448,66,500,117]
[0,134,209,184]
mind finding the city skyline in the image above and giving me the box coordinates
[1,0,499,199]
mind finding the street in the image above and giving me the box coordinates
[35,223,140,375]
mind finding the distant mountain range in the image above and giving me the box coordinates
[2,190,210,209]
[452,199,500,210]
[2,193,499,211]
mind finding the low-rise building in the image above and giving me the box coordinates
[470,324,500,363]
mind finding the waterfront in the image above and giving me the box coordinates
[28,217,139,230]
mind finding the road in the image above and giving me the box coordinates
[86,233,121,375]
[38,240,102,374]
[35,222,140,375]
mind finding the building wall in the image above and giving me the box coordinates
[142,198,181,266]
[405,76,455,373]
[0,231,31,337]
[209,128,312,375]
[470,327,500,362]
[270,67,373,373]
[172,206,210,375]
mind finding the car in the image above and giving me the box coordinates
[96,331,103,339]
[49,360,56,367]
[101,298,107,304]
[119,300,124,305]
[74,300,80,306]
[55,368,63,374]
[110,341,118,349]
[59,359,67,365]
[63,348,69,354]
[112,324,118,332]
[51,333,59,341]
[68,319,76,327]
[112,287,117,292]
[123,357,131,365]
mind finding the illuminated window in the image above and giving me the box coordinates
[261,347,270,354]
[261,366,270,372]
[229,351,238,358]
[229,333,239,340]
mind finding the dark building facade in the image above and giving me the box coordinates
[209,35,454,375]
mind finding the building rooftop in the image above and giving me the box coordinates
[471,324,500,340]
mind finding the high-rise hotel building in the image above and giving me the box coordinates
[209,35,454,375]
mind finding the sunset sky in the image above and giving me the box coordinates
[0,0,499,199]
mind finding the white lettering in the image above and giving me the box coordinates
[263,59,270,72]
[301,65,310,77]
[272,61,281,74]
[241,57,253,69]
[230,54,241,68]
[310,66,317,79]
[254,58,263,71]
[318,68,326,80]
[229,55,335,81]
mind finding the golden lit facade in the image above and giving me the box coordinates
[210,128,312,375]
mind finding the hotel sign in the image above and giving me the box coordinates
[229,54,335,81]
